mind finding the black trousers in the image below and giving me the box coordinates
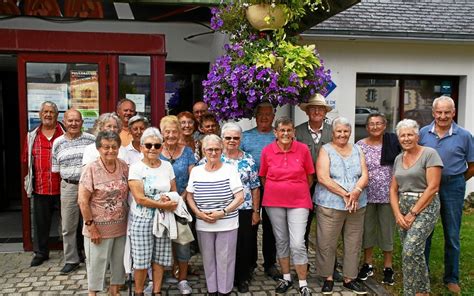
[252,186,277,270]
[32,193,60,257]
[235,209,257,283]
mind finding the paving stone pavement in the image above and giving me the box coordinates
[0,232,389,295]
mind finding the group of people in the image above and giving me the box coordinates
[24,93,473,296]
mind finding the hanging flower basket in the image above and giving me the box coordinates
[206,1,332,121]
[245,4,288,31]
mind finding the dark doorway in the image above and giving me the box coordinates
[0,54,22,245]
[0,54,21,211]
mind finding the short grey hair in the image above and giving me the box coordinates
[92,113,122,136]
[116,98,136,110]
[140,127,163,145]
[432,95,455,110]
[396,119,419,136]
[128,115,149,129]
[254,101,275,117]
[221,122,242,138]
[274,116,294,130]
[332,117,352,132]
[95,131,121,149]
[40,101,58,114]
[202,134,223,150]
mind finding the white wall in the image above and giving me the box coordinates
[0,17,215,62]
[301,37,474,194]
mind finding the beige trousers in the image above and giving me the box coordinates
[315,206,365,279]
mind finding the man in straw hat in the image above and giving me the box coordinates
[295,93,342,278]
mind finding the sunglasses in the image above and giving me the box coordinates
[224,136,240,141]
[144,143,162,150]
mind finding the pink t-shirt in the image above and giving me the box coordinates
[259,141,315,209]
[80,159,129,238]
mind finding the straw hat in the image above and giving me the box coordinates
[298,93,332,112]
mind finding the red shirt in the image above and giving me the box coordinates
[259,140,315,209]
[32,124,64,195]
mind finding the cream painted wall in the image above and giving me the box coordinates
[0,17,215,62]
[299,38,474,194]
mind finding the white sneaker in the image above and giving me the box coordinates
[178,280,192,295]
[144,281,153,294]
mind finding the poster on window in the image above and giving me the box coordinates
[70,70,99,110]
[78,109,99,131]
[27,83,68,111]
[126,94,145,113]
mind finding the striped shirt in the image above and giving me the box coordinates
[187,163,243,232]
[51,132,96,181]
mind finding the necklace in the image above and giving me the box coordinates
[165,144,177,164]
[100,157,117,174]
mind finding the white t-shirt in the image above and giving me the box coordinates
[128,160,175,219]
[186,163,243,232]
[123,142,143,166]
[81,143,127,166]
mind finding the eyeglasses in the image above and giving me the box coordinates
[224,136,240,141]
[101,145,119,151]
[277,129,294,134]
[144,143,162,150]
[205,148,222,154]
[367,122,385,127]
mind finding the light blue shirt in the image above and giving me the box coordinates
[313,144,367,210]
[419,121,474,176]
[240,127,275,169]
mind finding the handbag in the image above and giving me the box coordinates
[173,214,194,245]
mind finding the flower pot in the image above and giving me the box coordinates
[245,4,287,31]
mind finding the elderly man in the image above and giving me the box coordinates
[52,109,95,274]
[295,93,333,249]
[116,98,137,147]
[24,101,65,267]
[192,101,208,124]
[420,96,474,294]
[241,102,281,280]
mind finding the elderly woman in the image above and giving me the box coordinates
[78,131,129,296]
[314,117,369,295]
[82,113,126,165]
[186,134,244,295]
[199,122,260,292]
[123,115,149,166]
[356,113,400,285]
[128,127,178,296]
[159,115,196,295]
[177,111,196,151]
[390,119,442,296]
[259,117,314,296]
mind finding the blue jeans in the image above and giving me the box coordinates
[425,174,465,284]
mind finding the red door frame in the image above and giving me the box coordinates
[0,28,166,251]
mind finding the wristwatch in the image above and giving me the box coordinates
[409,210,418,217]
[222,208,228,216]
[85,219,94,226]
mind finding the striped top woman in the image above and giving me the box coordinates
[186,134,243,295]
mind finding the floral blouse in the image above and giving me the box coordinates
[356,140,392,203]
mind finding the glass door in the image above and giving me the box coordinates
[17,53,108,251]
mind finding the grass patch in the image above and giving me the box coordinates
[370,210,474,294]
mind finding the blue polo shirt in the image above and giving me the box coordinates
[419,121,474,176]
[241,127,275,169]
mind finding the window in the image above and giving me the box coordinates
[355,75,458,142]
